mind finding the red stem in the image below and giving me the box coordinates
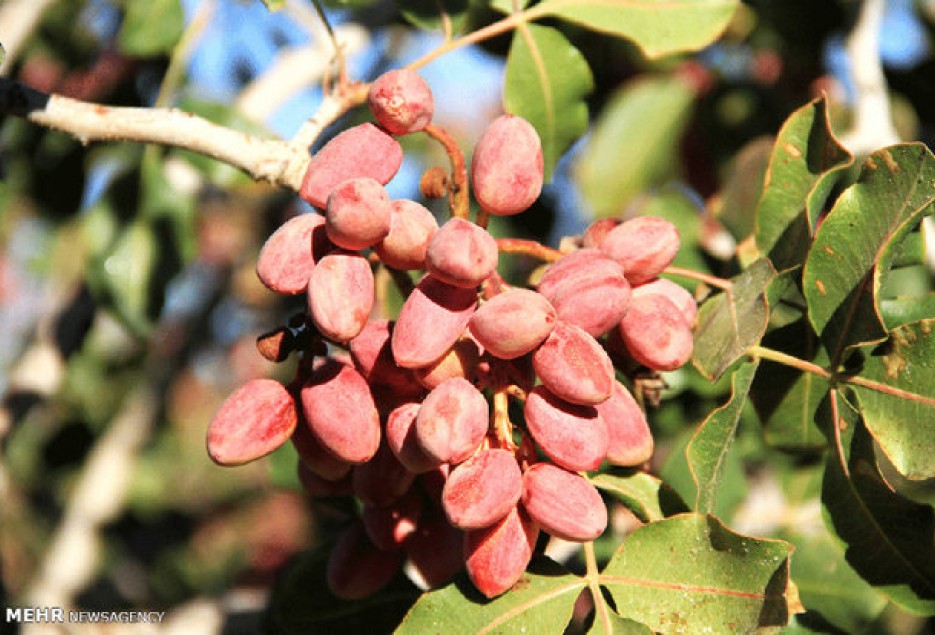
[424,123,469,220]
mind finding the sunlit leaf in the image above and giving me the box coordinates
[820,391,935,614]
[880,294,935,330]
[575,76,694,217]
[591,471,687,523]
[535,0,739,59]
[693,259,776,380]
[754,98,852,272]
[687,360,758,515]
[262,0,286,8]
[397,558,583,634]
[600,514,796,632]
[504,24,593,180]
[803,143,935,361]
[852,319,935,480]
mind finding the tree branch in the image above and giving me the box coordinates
[0,72,370,194]
[0,77,312,191]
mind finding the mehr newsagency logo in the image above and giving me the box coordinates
[6,607,166,624]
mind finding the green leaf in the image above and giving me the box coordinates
[749,320,828,452]
[591,471,688,523]
[140,151,198,262]
[101,219,158,335]
[852,319,935,480]
[687,360,758,515]
[780,528,887,633]
[267,547,420,634]
[819,391,935,614]
[600,514,796,632]
[754,98,852,272]
[716,135,774,242]
[881,294,935,330]
[660,427,747,531]
[504,24,593,181]
[889,224,928,269]
[693,258,777,380]
[118,0,184,56]
[534,0,739,59]
[575,76,694,217]
[262,0,286,9]
[803,144,935,360]
[396,558,584,634]
[398,0,469,34]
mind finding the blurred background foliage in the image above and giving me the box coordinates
[1,0,934,632]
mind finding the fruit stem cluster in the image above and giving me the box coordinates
[423,123,471,221]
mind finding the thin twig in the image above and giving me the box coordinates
[664,265,732,291]
[308,0,347,84]
[235,24,368,123]
[749,345,832,379]
[750,345,935,407]
[844,373,935,407]
[290,82,369,151]
[495,238,563,262]
[406,6,548,71]
[583,542,613,633]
